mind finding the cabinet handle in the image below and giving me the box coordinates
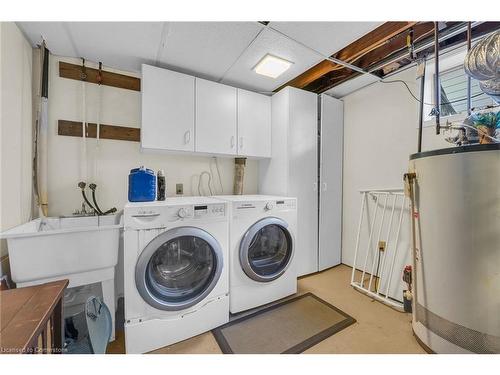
[322,182,327,191]
[230,136,235,149]
[313,182,318,191]
[184,130,191,144]
[239,137,243,149]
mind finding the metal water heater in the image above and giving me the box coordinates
[408,144,500,353]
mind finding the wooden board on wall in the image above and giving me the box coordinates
[58,120,140,142]
[59,62,141,91]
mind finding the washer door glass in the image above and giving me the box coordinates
[136,227,223,311]
[240,217,293,282]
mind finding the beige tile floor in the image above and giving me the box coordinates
[107,265,425,354]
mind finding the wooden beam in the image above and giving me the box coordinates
[276,21,418,92]
[353,22,436,70]
[58,120,140,142]
[312,21,500,94]
[332,21,419,63]
[59,62,141,91]
[305,23,435,93]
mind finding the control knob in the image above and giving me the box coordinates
[177,208,188,218]
[264,202,274,211]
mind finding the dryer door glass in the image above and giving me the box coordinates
[135,228,223,311]
[240,218,294,282]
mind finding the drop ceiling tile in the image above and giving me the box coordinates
[65,22,165,72]
[324,73,380,98]
[157,22,262,82]
[268,22,383,57]
[16,22,78,57]
[221,27,322,93]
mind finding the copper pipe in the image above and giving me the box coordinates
[434,22,441,135]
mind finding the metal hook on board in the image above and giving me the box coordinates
[97,61,103,85]
[80,58,87,81]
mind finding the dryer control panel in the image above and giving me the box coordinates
[233,198,297,213]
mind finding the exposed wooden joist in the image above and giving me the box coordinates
[368,22,500,76]
[281,21,500,94]
[58,120,140,142]
[276,21,418,92]
[351,22,436,72]
[59,62,141,91]
[308,22,437,93]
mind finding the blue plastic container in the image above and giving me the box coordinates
[128,166,156,202]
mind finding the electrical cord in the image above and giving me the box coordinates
[211,157,224,194]
[379,79,486,106]
[197,171,213,196]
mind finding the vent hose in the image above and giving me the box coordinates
[233,158,246,195]
[464,31,500,104]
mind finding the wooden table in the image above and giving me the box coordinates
[0,279,68,354]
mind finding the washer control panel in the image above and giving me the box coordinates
[193,203,226,218]
[124,202,226,229]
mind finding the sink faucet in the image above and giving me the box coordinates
[73,202,96,216]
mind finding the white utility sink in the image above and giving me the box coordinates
[1,215,122,341]
[1,215,121,287]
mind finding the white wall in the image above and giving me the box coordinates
[341,66,451,272]
[0,22,33,261]
[46,56,258,217]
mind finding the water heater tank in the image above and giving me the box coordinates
[408,144,500,353]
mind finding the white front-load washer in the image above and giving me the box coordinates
[123,197,229,353]
[217,195,297,314]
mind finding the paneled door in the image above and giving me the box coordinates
[195,78,237,155]
[237,89,271,158]
[141,64,195,152]
[319,94,343,270]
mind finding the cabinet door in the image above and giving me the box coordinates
[237,89,271,158]
[288,88,319,277]
[195,78,237,155]
[319,94,343,271]
[141,65,195,152]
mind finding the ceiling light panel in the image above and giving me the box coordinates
[254,54,293,78]
[222,28,321,92]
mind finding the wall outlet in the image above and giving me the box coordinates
[176,183,183,195]
[378,241,386,252]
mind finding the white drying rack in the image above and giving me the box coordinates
[350,188,409,311]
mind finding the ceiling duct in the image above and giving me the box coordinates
[464,30,500,103]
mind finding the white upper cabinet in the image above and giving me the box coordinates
[141,64,195,152]
[195,78,237,155]
[141,65,271,157]
[237,89,271,158]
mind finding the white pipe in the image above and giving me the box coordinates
[351,192,367,285]
[94,76,102,183]
[81,78,87,182]
[359,188,404,193]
